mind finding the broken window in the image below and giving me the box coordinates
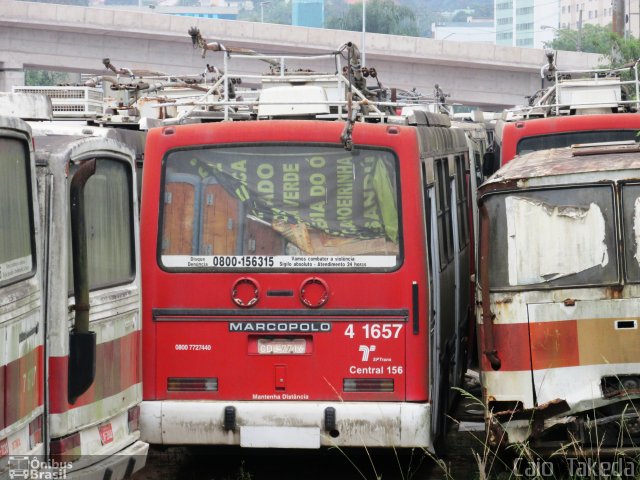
[484,186,617,289]
[621,184,640,282]
[506,197,608,285]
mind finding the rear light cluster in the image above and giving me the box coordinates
[0,438,8,458]
[128,405,140,433]
[50,432,81,463]
[343,378,394,393]
[29,415,43,449]
[167,377,218,392]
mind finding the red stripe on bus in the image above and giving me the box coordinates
[4,345,44,427]
[479,322,531,372]
[481,321,581,372]
[0,363,5,431]
[529,320,579,370]
[49,330,141,414]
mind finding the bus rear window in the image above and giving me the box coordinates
[517,130,638,155]
[0,137,34,285]
[160,145,400,271]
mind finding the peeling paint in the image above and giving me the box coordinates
[506,196,607,285]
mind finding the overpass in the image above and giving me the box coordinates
[0,0,603,109]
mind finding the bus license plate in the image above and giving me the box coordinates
[257,338,306,355]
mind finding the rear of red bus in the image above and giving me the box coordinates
[495,113,640,166]
[140,120,433,449]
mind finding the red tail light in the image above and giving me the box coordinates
[343,378,394,392]
[128,405,140,433]
[29,415,43,449]
[0,438,8,458]
[50,433,81,463]
[167,377,218,392]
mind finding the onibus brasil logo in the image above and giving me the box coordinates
[9,456,73,479]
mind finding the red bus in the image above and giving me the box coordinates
[0,115,44,477]
[488,61,640,172]
[139,45,473,451]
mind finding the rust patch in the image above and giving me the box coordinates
[494,398,570,422]
[487,416,508,448]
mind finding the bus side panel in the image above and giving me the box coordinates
[3,304,44,440]
[48,317,141,430]
[4,340,41,430]
[0,358,4,433]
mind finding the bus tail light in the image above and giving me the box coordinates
[343,378,394,393]
[167,377,218,392]
[29,415,43,449]
[128,405,140,433]
[0,438,8,458]
[50,433,81,463]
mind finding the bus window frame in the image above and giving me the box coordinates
[434,157,454,271]
[67,155,137,294]
[620,181,640,284]
[454,154,470,249]
[155,142,405,274]
[516,130,640,157]
[0,133,37,289]
[479,183,621,292]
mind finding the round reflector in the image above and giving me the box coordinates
[231,277,260,307]
[300,277,329,308]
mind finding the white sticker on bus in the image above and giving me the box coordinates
[0,255,32,282]
[162,255,397,269]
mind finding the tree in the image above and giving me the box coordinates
[25,70,73,86]
[325,0,419,37]
[548,24,640,67]
[238,0,291,25]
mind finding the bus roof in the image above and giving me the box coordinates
[482,142,640,189]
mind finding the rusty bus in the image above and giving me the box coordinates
[476,141,640,453]
[0,115,44,479]
[0,95,148,479]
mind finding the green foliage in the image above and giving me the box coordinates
[325,0,419,36]
[548,24,640,67]
[25,70,73,86]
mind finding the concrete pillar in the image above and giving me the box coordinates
[0,62,25,92]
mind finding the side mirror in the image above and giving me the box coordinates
[68,330,96,404]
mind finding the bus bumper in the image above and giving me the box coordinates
[141,401,432,449]
[66,440,149,480]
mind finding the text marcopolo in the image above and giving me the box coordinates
[228,322,332,332]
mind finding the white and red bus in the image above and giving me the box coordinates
[488,60,640,173]
[0,93,148,479]
[0,115,45,478]
[34,132,148,477]
[477,142,640,454]
[139,44,473,451]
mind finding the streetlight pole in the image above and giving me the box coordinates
[260,1,271,23]
[361,0,366,67]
